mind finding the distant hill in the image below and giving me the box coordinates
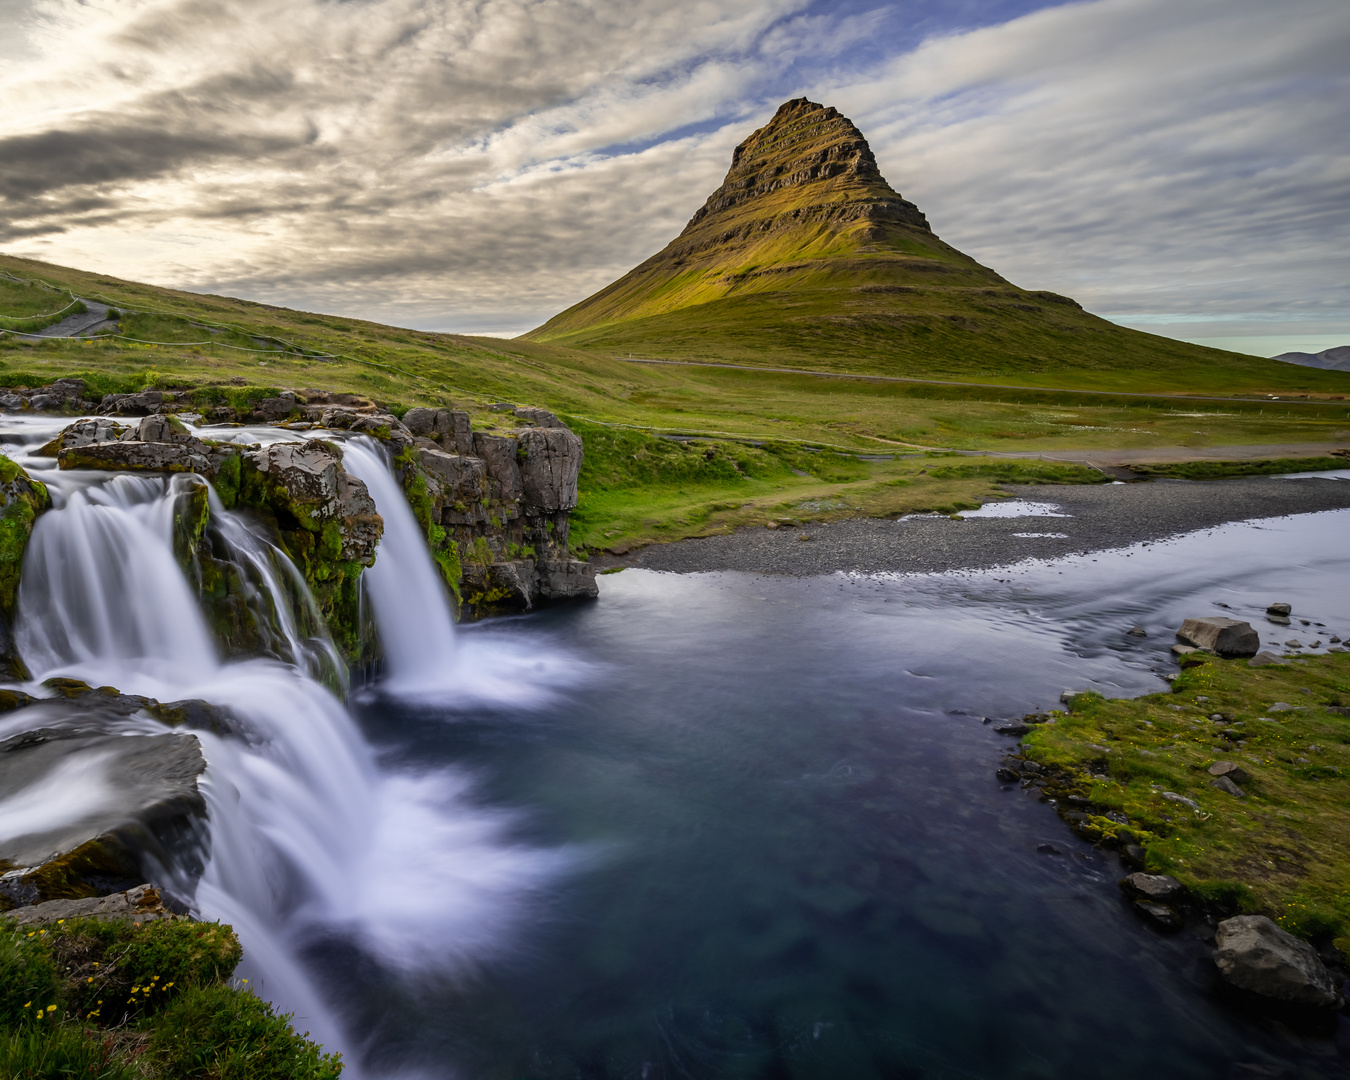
[525,99,1326,389]
[1272,346,1350,372]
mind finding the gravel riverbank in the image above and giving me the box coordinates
[612,476,1350,576]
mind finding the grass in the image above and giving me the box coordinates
[1013,650,1350,959]
[1,251,1348,555]
[1126,456,1349,480]
[0,913,341,1077]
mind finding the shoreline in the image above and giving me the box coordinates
[603,475,1350,577]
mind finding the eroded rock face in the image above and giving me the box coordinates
[473,432,524,505]
[0,379,90,413]
[405,407,474,454]
[37,417,131,455]
[1214,915,1344,1008]
[518,427,582,511]
[1176,617,1260,658]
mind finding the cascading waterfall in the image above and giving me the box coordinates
[5,424,579,1076]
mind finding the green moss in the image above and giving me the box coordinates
[1018,650,1350,959]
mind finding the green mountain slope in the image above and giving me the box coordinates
[524,99,1320,392]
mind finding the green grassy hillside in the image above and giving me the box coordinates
[2,251,1347,555]
[525,99,1347,396]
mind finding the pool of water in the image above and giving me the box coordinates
[321,511,1350,1079]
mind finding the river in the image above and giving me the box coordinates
[2,413,1348,1078]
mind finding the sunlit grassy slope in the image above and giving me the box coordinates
[2,252,1347,554]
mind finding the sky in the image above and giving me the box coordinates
[1,0,1347,356]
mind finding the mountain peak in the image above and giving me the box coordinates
[684,98,928,237]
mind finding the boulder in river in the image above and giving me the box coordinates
[1214,915,1344,1008]
[1121,872,1186,904]
[1176,617,1260,658]
[1266,603,1292,616]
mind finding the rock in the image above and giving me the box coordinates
[1266,603,1292,616]
[1209,761,1249,783]
[1249,651,1289,667]
[996,767,1020,783]
[516,427,583,512]
[403,407,474,454]
[9,884,181,926]
[1121,872,1186,903]
[0,723,206,906]
[513,406,565,428]
[1214,915,1344,1008]
[472,432,524,504]
[1120,844,1146,869]
[1176,617,1260,658]
[1134,901,1183,930]
[417,448,487,519]
[36,417,131,456]
[1159,791,1200,810]
[253,391,296,421]
[1267,615,1291,626]
[29,393,58,411]
[1210,775,1246,797]
[245,441,381,563]
[1267,702,1306,713]
[136,413,205,446]
[1171,643,1199,656]
[1284,638,1302,648]
[1126,625,1147,637]
[60,440,214,476]
[535,557,599,600]
[0,456,51,679]
[1036,843,1062,855]
[97,390,169,416]
[992,721,1029,736]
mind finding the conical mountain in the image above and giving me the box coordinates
[525,99,1261,383]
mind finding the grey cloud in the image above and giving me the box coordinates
[2,0,1346,341]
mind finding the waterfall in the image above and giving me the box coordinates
[6,427,577,1076]
[338,440,458,694]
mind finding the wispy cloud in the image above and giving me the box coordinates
[1,0,1346,340]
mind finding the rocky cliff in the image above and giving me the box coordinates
[30,385,595,665]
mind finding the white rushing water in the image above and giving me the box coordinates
[2,421,579,1074]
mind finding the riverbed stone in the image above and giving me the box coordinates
[1176,617,1260,658]
[1267,603,1292,616]
[1214,915,1344,1008]
[1121,872,1186,903]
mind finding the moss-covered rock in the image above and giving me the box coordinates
[0,455,49,679]
[218,441,382,663]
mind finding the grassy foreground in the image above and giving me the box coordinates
[2,252,1349,554]
[1011,650,1350,959]
[0,914,339,1078]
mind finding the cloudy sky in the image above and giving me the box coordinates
[2,0,1347,355]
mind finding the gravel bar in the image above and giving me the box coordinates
[616,477,1350,576]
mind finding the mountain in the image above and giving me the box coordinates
[524,99,1296,386]
[1272,346,1350,372]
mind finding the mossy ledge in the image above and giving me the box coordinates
[0,455,50,680]
[1000,648,1350,962]
[0,905,340,1077]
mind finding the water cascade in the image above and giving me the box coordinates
[4,424,575,1074]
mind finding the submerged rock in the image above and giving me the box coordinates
[1176,617,1260,658]
[1121,872,1186,904]
[1214,915,1344,1008]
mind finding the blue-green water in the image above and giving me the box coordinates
[329,512,1350,1079]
